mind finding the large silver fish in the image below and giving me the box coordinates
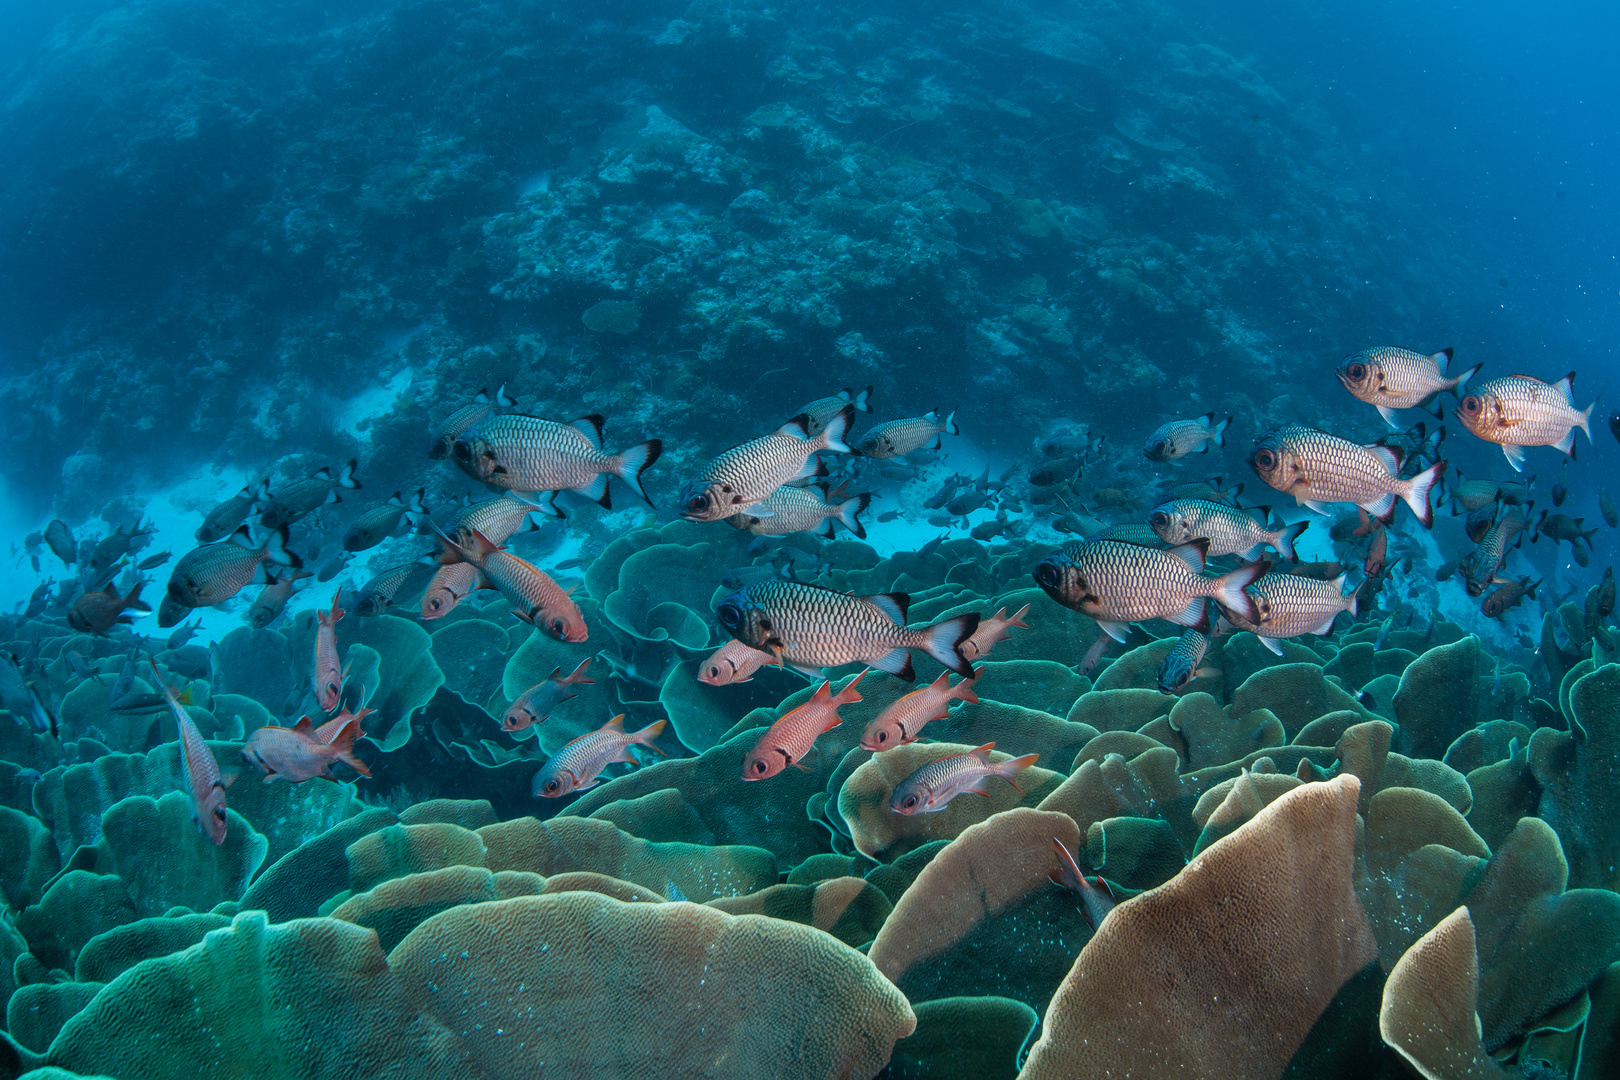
[1227,572,1359,655]
[1143,413,1232,462]
[197,480,269,543]
[858,410,957,459]
[1456,372,1595,471]
[429,383,515,459]
[164,526,300,620]
[1248,424,1445,526]
[798,386,873,436]
[727,484,870,539]
[353,560,437,617]
[447,492,557,542]
[1336,347,1479,429]
[451,414,660,508]
[1148,498,1307,560]
[260,462,361,529]
[680,408,854,522]
[715,580,979,681]
[1033,537,1264,642]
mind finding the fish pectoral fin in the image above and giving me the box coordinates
[1376,405,1401,429]
[1095,620,1130,643]
[1258,636,1286,656]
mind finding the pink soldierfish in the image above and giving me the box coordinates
[1049,838,1118,931]
[532,715,667,798]
[243,714,371,783]
[421,562,485,621]
[435,526,586,641]
[888,742,1038,815]
[314,595,345,713]
[697,639,775,686]
[859,668,981,751]
[742,673,865,781]
[151,657,229,846]
[960,604,1030,662]
[502,658,594,732]
[314,704,376,744]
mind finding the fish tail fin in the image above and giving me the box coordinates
[997,752,1040,791]
[1208,415,1232,448]
[1577,401,1595,441]
[1050,838,1086,891]
[262,526,301,569]
[941,409,960,436]
[329,718,372,778]
[814,404,855,454]
[853,385,874,413]
[609,440,663,507]
[124,580,152,613]
[835,492,871,539]
[952,666,982,705]
[336,459,361,489]
[918,613,980,677]
[1213,560,1268,625]
[1275,520,1309,562]
[1450,361,1482,395]
[564,657,594,685]
[634,718,668,754]
[1401,460,1446,528]
[831,670,866,706]
[1007,604,1031,629]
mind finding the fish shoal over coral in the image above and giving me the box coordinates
[0,2,1618,1079]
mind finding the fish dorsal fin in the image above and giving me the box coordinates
[867,592,910,624]
[1166,540,1208,572]
[1198,411,1215,427]
[227,525,257,550]
[386,492,404,507]
[473,388,491,404]
[311,466,334,481]
[969,742,996,759]
[1508,373,1546,383]
[1551,371,1576,402]
[571,415,606,449]
[292,717,316,735]
[1364,444,1402,473]
[774,414,811,439]
[602,714,626,732]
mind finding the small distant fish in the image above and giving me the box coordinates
[716,580,978,681]
[533,715,667,797]
[729,483,871,539]
[1481,576,1540,619]
[946,488,993,517]
[1034,538,1264,642]
[553,557,588,571]
[877,510,901,523]
[1363,520,1389,578]
[1435,558,1458,583]
[743,674,864,780]
[90,522,156,573]
[1041,432,1090,458]
[447,492,554,544]
[163,526,300,621]
[343,489,427,552]
[43,520,76,566]
[1464,501,1499,544]
[260,461,361,529]
[1230,572,1359,655]
[1599,489,1618,529]
[1535,511,1596,551]
[922,476,960,509]
[152,658,229,845]
[242,712,371,783]
[1149,499,1307,560]
[680,409,853,521]
[1335,347,1478,429]
[1249,424,1444,526]
[889,742,1038,814]
[1452,471,1534,511]
[247,570,312,629]
[353,560,437,618]
[502,658,594,732]
[1143,413,1232,462]
[1029,454,1083,487]
[453,413,660,509]
[860,668,980,751]
[797,386,873,436]
[62,650,95,678]
[197,480,269,543]
[1552,469,1569,508]
[697,639,775,686]
[24,579,53,619]
[960,605,1030,662]
[166,619,203,650]
[1050,838,1117,931]
[0,652,55,735]
[1456,372,1595,471]
[1591,567,1615,620]
[68,580,151,635]
[430,384,516,460]
[313,596,346,713]
[316,552,351,583]
[1461,504,1530,597]
[1156,629,1212,694]
[859,410,959,459]
[137,550,172,571]
[435,527,585,640]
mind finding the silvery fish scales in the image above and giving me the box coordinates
[430,384,513,459]
[1457,373,1594,470]
[1336,347,1478,427]
[450,494,546,545]
[1235,572,1358,649]
[260,461,359,529]
[1033,538,1262,638]
[1157,629,1210,694]
[1143,413,1231,462]
[167,527,297,608]
[355,561,436,616]
[453,414,659,507]
[729,485,868,539]
[799,386,872,435]
[858,410,956,459]
[680,409,851,522]
[1249,424,1443,526]
[1149,499,1305,560]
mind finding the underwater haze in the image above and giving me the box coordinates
[1,1,1618,1078]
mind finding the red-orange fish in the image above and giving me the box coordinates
[960,604,1030,661]
[742,672,865,781]
[859,668,980,751]
[314,595,345,713]
[151,657,230,845]
[436,526,586,641]
[68,580,151,635]
[697,639,775,686]
[243,714,370,783]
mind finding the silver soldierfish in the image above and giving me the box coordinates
[1149,499,1308,560]
[889,742,1038,814]
[502,658,593,732]
[859,668,980,751]
[728,483,870,539]
[452,413,660,509]
[1232,572,1359,655]
[197,480,269,543]
[1156,628,1212,694]
[1456,372,1595,471]
[246,570,312,629]
[798,386,873,436]
[716,580,978,681]
[1460,503,1531,597]
[1033,538,1264,642]
[429,383,516,459]
[1336,347,1480,429]
[354,560,437,617]
[343,489,427,551]
[447,492,554,543]
[314,595,345,713]
[1143,413,1232,462]
[697,639,775,686]
[164,526,300,619]
[960,604,1030,662]
[680,407,854,522]
[259,461,361,529]
[1248,424,1445,526]
[858,410,958,459]
[743,674,864,780]
[532,715,666,797]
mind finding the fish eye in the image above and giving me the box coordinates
[1150,511,1170,530]
[543,780,560,795]
[452,442,472,463]
[875,731,888,744]
[687,495,709,512]
[902,796,918,810]
[1347,363,1366,380]
[752,759,769,775]
[718,604,741,628]
[1254,449,1277,470]
[1034,562,1059,587]
[1460,396,1480,415]
[212,807,226,822]
[550,618,565,636]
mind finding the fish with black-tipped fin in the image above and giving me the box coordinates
[729,482,871,539]
[1481,576,1540,619]
[1336,347,1479,429]
[260,462,361,529]
[1149,499,1307,560]
[797,386,873,436]
[1157,629,1213,694]
[247,570,312,629]
[1456,372,1595,471]
[344,489,427,551]
[452,413,660,509]
[1226,571,1359,655]
[534,715,666,797]
[1144,413,1232,462]
[430,383,516,459]
[164,526,301,621]
[198,480,270,543]
[681,408,854,522]
[68,581,151,635]
[1249,424,1445,526]
[859,410,958,459]
[353,560,436,617]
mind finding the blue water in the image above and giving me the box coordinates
[0,2,1616,1077]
